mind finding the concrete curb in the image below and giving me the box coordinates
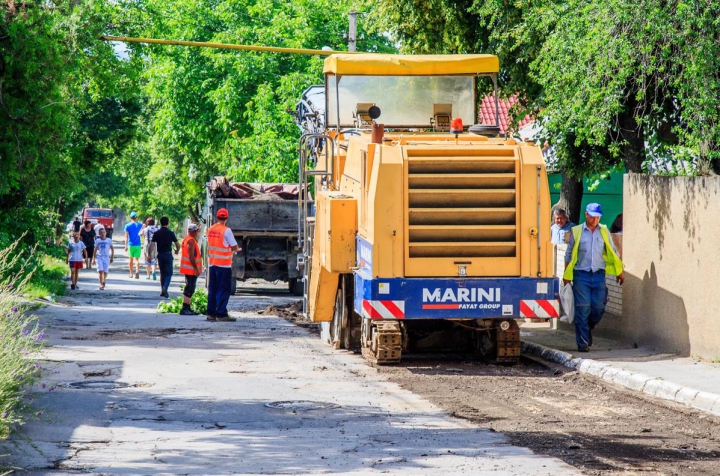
[522,341,720,417]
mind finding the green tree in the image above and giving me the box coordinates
[109,0,395,220]
[0,0,140,242]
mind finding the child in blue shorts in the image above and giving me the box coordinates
[92,227,114,290]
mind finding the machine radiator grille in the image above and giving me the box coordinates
[405,147,519,273]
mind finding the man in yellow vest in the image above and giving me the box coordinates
[179,223,202,316]
[563,203,624,352]
[206,208,240,322]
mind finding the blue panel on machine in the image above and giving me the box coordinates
[353,235,559,320]
[353,274,559,320]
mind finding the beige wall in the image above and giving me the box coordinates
[621,174,720,358]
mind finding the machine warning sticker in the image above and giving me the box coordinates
[502,305,513,316]
[536,282,548,294]
[378,283,390,295]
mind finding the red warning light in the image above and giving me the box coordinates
[450,117,463,134]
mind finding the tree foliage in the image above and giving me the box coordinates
[367,0,720,221]
[108,0,395,221]
[0,0,140,241]
[6,0,720,245]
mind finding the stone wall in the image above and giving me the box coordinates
[620,174,720,359]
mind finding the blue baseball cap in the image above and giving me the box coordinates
[586,203,603,217]
[129,211,137,218]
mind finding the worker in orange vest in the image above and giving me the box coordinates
[179,223,203,316]
[206,208,240,322]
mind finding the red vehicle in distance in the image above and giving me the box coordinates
[82,207,115,238]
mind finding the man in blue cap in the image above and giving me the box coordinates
[124,211,143,279]
[563,203,624,352]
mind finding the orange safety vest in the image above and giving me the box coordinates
[207,223,234,267]
[180,235,202,276]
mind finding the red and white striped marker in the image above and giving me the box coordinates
[520,300,560,319]
[362,300,405,320]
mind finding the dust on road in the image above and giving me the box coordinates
[269,301,720,476]
[378,357,720,476]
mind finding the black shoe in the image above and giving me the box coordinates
[160,289,169,298]
[577,347,589,353]
[179,308,198,316]
[70,284,75,290]
[206,315,217,322]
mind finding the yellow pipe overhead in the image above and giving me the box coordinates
[100,36,358,56]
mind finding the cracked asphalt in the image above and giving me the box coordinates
[0,242,582,475]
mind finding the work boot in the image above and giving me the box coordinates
[215,315,236,322]
[206,315,217,322]
[179,305,198,316]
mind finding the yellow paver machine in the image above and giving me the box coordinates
[100,37,559,365]
[296,53,559,364]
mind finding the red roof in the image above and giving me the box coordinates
[478,95,534,135]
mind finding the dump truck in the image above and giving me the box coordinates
[296,54,559,364]
[204,178,308,295]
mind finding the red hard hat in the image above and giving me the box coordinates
[216,208,229,219]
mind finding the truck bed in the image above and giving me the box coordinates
[213,197,300,237]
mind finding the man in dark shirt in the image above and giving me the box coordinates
[79,220,96,269]
[150,216,180,298]
[72,216,82,233]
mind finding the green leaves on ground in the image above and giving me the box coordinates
[157,289,208,315]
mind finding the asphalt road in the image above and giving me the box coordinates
[0,242,581,475]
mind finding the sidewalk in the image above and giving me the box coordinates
[521,324,720,417]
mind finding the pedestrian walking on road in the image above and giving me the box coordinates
[72,216,82,234]
[140,217,158,280]
[92,227,114,290]
[206,208,240,322]
[563,203,624,352]
[179,223,203,316]
[80,220,96,269]
[66,232,87,290]
[124,211,143,279]
[151,216,180,298]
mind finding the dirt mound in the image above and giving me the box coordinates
[260,301,304,321]
[261,301,319,335]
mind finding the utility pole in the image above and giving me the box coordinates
[348,10,357,52]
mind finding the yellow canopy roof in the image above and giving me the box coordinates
[323,54,499,76]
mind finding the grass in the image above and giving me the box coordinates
[23,256,67,301]
[0,239,49,440]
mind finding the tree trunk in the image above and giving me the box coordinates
[556,172,584,225]
[54,198,65,244]
[618,96,645,173]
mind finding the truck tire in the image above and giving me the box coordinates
[288,278,303,296]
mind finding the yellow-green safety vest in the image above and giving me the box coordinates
[563,224,623,281]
